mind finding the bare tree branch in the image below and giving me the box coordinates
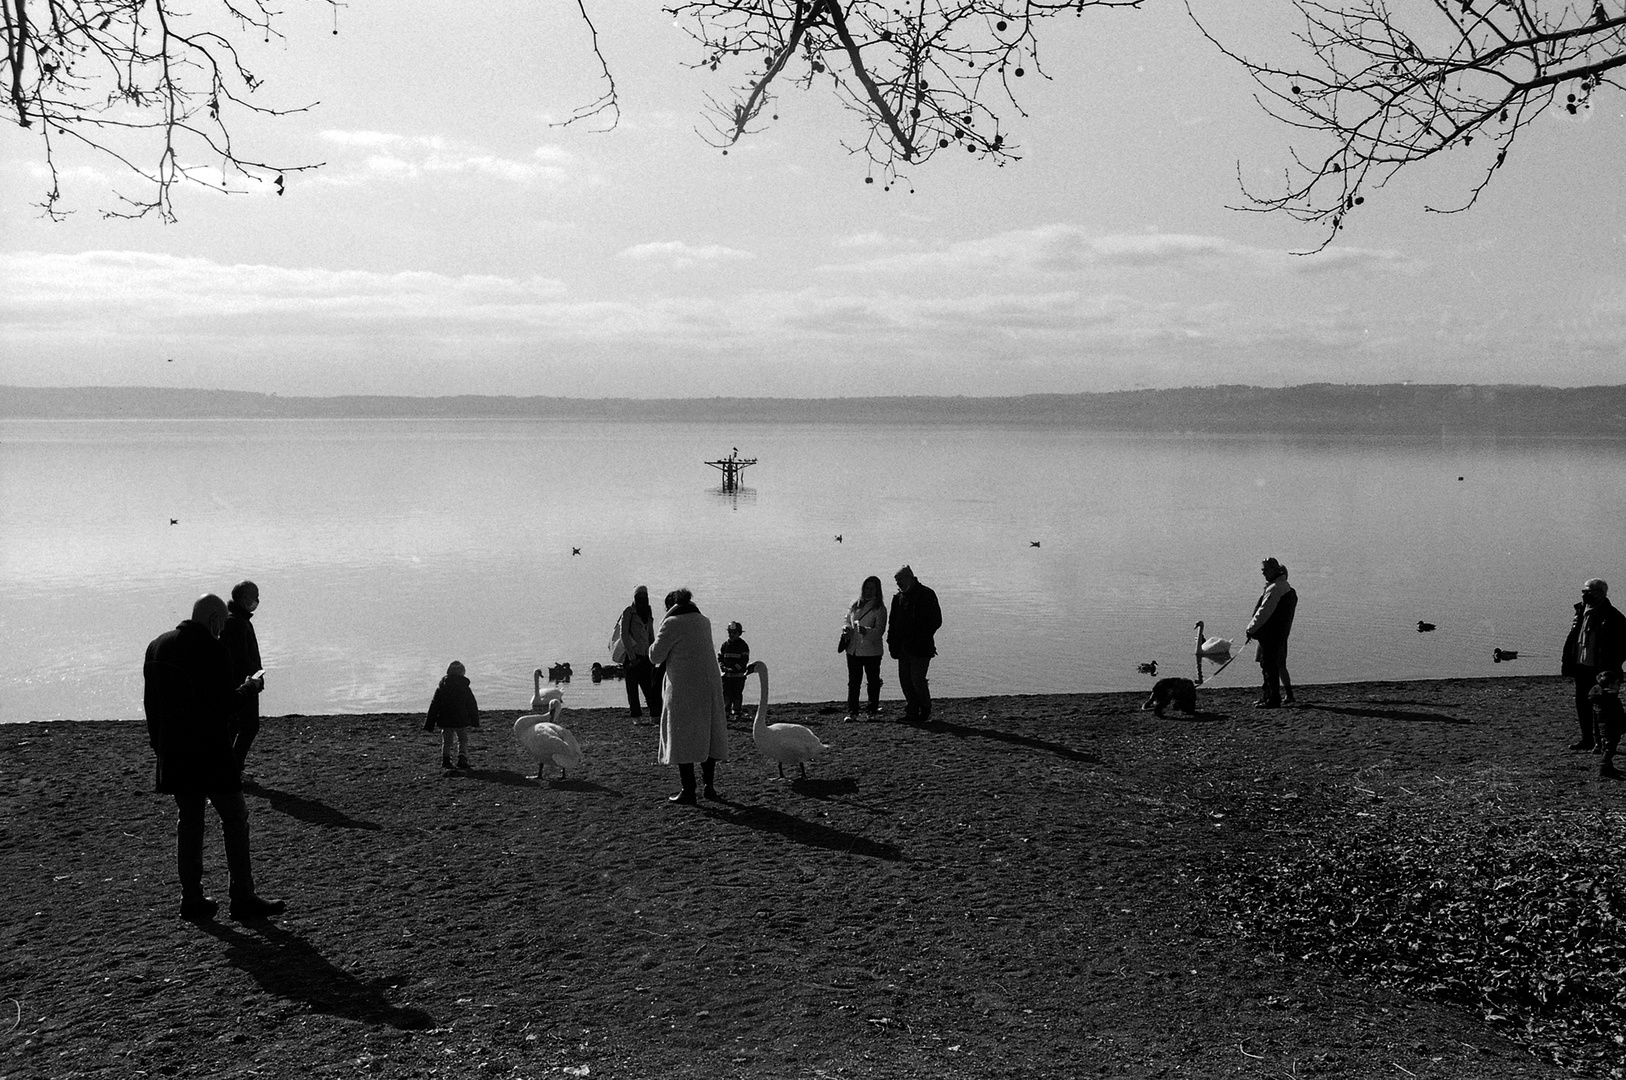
[1195,0,1626,251]
[666,0,1147,187]
[3,0,333,220]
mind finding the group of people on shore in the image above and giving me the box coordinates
[141,562,1622,922]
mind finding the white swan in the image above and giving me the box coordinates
[529,668,551,712]
[1193,621,1233,660]
[515,674,580,781]
[748,660,829,779]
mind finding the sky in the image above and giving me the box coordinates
[1,0,1623,398]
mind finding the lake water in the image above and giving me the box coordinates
[2,418,1621,723]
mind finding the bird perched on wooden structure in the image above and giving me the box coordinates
[748,661,828,779]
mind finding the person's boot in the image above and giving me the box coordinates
[441,755,454,769]
[457,755,472,770]
[179,893,218,920]
[701,759,720,801]
[670,763,698,804]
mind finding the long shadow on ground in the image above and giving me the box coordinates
[242,780,382,830]
[198,920,433,1029]
[704,798,902,861]
[1297,703,1471,725]
[911,718,1102,763]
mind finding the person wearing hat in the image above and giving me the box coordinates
[1244,557,1298,709]
[718,620,751,720]
[424,660,480,770]
[1561,578,1626,751]
[886,565,942,724]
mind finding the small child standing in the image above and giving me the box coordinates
[1594,670,1626,779]
[718,621,751,720]
[424,660,480,770]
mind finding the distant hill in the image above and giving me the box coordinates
[2,384,1623,437]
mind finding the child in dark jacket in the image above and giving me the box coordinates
[424,660,480,770]
[718,622,750,720]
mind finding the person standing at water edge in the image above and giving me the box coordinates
[425,661,479,770]
[144,594,284,922]
[649,588,729,804]
[620,586,662,720]
[718,621,750,720]
[1244,558,1298,709]
[887,565,942,724]
[220,580,264,770]
[1562,579,1626,751]
[844,575,887,721]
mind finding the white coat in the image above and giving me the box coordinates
[649,607,730,765]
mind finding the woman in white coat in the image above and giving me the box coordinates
[648,587,730,804]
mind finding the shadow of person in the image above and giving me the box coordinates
[546,777,622,795]
[1296,703,1471,725]
[241,780,383,831]
[703,801,902,861]
[197,920,432,1029]
[915,717,1101,764]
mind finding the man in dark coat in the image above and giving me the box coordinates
[1244,557,1298,709]
[220,580,265,769]
[145,593,285,922]
[887,565,943,724]
[1562,578,1626,751]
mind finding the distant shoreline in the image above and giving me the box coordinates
[3,382,1625,437]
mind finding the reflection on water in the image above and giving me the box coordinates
[2,418,1622,722]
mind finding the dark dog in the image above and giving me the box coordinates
[1142,677,1196,717]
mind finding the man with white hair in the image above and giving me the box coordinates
[1562,578,1626,751]
[144,593,285,921]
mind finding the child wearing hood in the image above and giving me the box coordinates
[424,660,480,770]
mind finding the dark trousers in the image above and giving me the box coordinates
[1257,637,1289,705]
[846,654,882,715]
[1577,666,1601,745]
[722,676,746,717]
[175,791,255,901]
[677,759,717,794]
[625,656,662,717]
[897,655,932,720]
[231,713,260,768]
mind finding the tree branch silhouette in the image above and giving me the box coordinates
[1195,0,1626,251]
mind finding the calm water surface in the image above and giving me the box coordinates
[2,418,1622,722]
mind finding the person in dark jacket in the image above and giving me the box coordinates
[1561,579,1626,751]
[144,593,285,922]
[220,580,265,769]
[718,621,751,720]
[620,586,662,721]
[887,565,943,724]
[1244,557,1298,709]
[425,660,480,770]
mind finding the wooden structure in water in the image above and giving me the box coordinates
[705,448,757,493]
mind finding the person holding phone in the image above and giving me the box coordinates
[221,580,265,769]
[144,593,284,922]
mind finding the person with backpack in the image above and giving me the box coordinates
[618,585,662,721]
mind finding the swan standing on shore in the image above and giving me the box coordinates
[748,661,828,779]
[515,670,581,781]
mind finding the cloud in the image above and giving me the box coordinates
[313,131,588,187]
[617,241,755,269]
[819,224,1407,279]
